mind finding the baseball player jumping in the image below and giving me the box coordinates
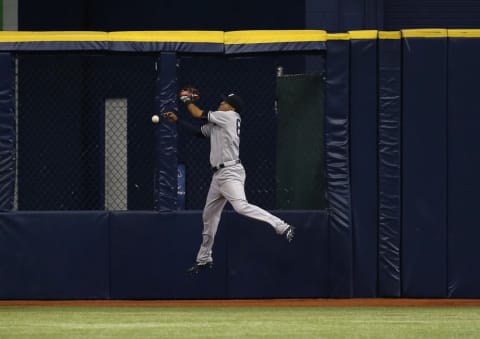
[163,88,294,274]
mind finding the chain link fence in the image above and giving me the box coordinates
[14,52,325,211]
[16,53,157,210]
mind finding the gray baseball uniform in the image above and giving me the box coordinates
[195,109,289,264]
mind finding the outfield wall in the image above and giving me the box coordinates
[0,211,328,299]
[1,30,480,299]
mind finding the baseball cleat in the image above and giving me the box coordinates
[186,262,213,274]
[283,225,295,242]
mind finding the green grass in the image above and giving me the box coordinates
[1,306,480,338]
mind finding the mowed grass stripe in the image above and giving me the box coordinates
[1,306,480,338]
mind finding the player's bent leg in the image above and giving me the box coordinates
[195,188,227,265]
[219,174,294,241]
[229,199,291,235]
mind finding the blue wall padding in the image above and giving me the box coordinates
[109,211,229,299]
[447,37,480,298]
[110,42,224,53]
[402,36,448,297]
[154,53,178,211]
[227,211,329,298]
[0,41,108,52]
[0,54,15,211]
[0,212,110,299]
[377,37,402,297]
[349,38,378,297]
[0,211,329,299]
[325,39,353,297]
[224,41,326,54]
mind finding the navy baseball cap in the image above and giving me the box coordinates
[222,93,244,113]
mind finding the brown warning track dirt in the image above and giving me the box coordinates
[1,299,480,307]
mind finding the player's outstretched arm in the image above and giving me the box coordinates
[185,102,204,119]
[162,111,205,138]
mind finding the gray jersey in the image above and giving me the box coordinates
[200,110,241,167]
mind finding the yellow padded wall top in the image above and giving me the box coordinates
[326,33,350,41]
[402,29,448,38]
[1,29,480,47]
[0,31,108,42]
[224,30,327,44]
[379,31,401,39]
[448,29,480,38]
[348,30,378,39]
[108,31,224,43]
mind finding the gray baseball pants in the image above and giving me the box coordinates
[196,164,289,264]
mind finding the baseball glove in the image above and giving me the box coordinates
[179,86,200,104]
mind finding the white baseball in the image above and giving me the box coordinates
[151,115,160,124]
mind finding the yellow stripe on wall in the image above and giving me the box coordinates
[379,31,401,40]
[2,29,480,46]
[0,31,108,42]
[224,30,327,45]
[348,30,378,39]
[448,29,480,38]
[326,33,350,41]
[402,29,448,38]
[108,31,224,43]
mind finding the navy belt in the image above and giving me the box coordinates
[212,160,241,172]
